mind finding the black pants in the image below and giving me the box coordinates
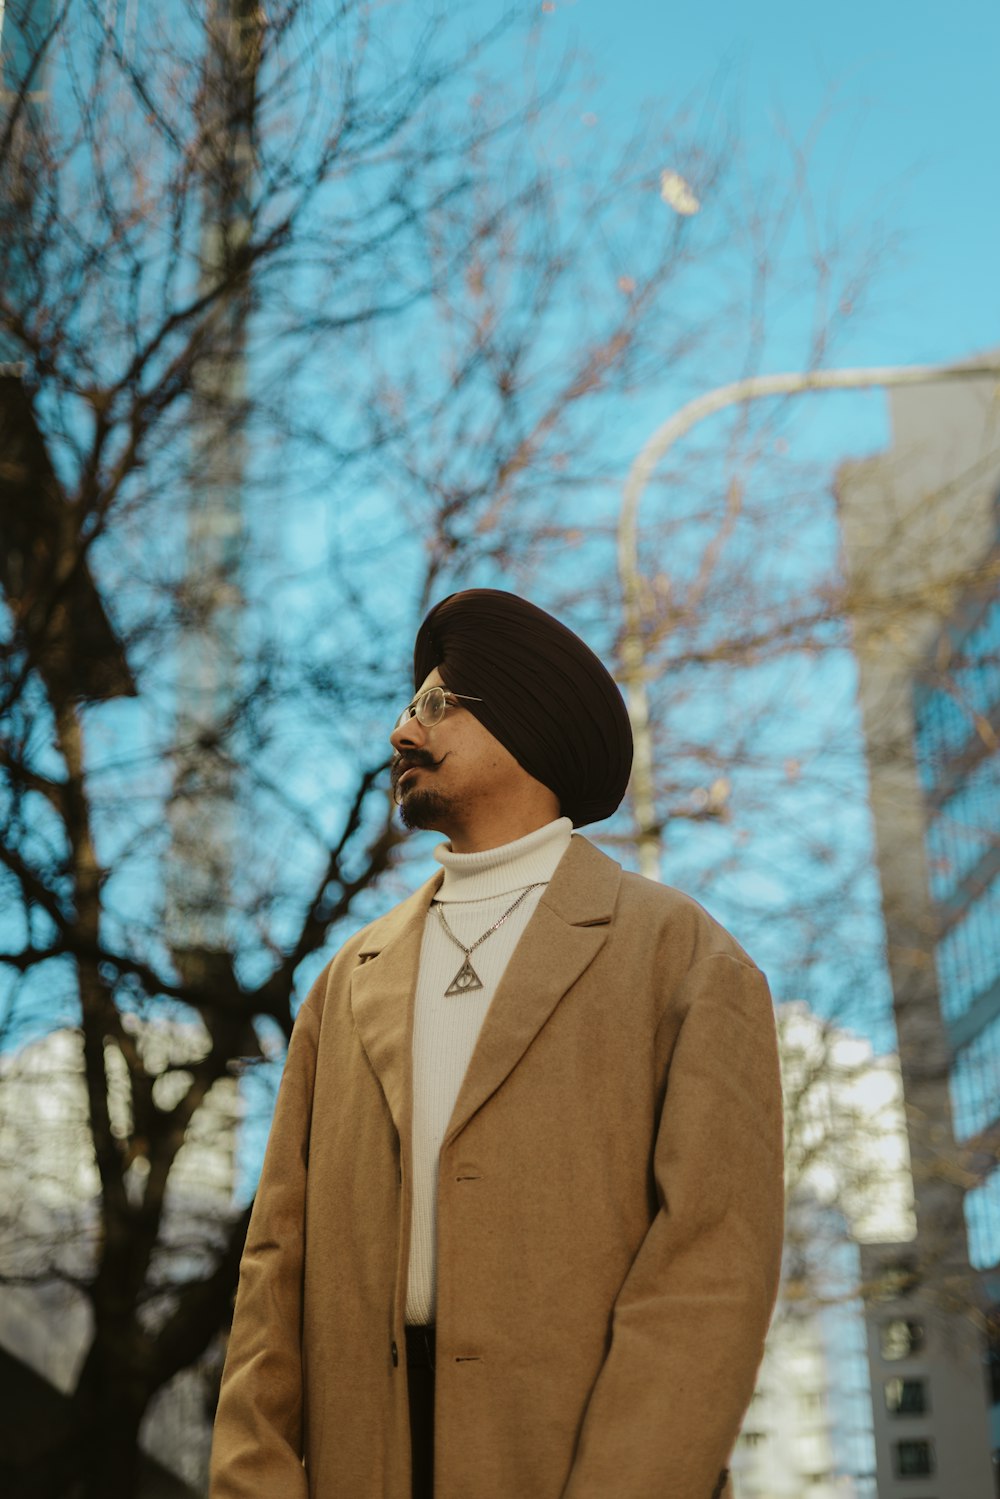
[406,1325,436,1499]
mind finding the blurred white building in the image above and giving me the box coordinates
[0,1022,240,1494]
[731,1002,916,1499]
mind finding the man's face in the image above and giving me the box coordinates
[389,667,533,840]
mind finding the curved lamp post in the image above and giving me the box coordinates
[617,359,1000,880]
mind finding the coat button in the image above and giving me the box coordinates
[391,1340,398,1367]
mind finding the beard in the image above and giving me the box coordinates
[397,784,453,832]
[391,749,451,832]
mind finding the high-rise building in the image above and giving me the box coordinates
[914,584,1000,1275]
[837,371,1000,1496]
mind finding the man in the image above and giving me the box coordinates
[210,589,784,1499]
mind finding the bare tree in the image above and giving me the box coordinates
[0,2,776,1494]
[8,3,988,1493]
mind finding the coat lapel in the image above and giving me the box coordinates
[444,836,622,1146]
[349,872,442,1136]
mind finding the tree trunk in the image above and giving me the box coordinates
[74,1347,149,1499]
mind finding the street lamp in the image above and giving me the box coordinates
[617,358,1000,880]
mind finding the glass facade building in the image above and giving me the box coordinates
[839,376,1000,1492]
[914,586,1000,1274]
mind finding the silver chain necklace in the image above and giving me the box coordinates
[432,883,547,996]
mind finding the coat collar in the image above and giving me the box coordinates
[349,835,622,1145]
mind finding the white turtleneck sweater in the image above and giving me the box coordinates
[405,815,573,1325]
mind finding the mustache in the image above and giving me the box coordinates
[390,748,441,799]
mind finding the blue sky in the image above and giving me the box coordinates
[550,0,997,374]
[493,0,998,497]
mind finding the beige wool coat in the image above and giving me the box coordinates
[210,835,784,1499]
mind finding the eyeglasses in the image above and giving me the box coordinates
[394,685,482,731]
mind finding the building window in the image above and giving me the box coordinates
[893,1438,935,1477]
[925,752,1000,903]
[914,596,1000,785]
[964,1165,1000,1271]
[914,678,971,781]
[870,1257,919,1302]
[987,1303,1000,1404]
[950,1015,1000,1143]
[880,1319,924,1361]
[933,872,1000,1025]
[884,1376,929,1415]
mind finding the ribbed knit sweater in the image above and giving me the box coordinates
[405,815,573,1325]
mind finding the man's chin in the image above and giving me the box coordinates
[398,787,451,834]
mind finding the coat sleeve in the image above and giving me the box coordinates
[561,953,784,1499]
[209,991,322,1499]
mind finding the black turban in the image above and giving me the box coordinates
[413,589,633,828]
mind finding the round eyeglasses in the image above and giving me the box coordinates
[394,685,482,731]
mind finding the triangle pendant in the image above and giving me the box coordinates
[445,956,484,996]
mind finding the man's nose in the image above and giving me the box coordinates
[389,714,427,754]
